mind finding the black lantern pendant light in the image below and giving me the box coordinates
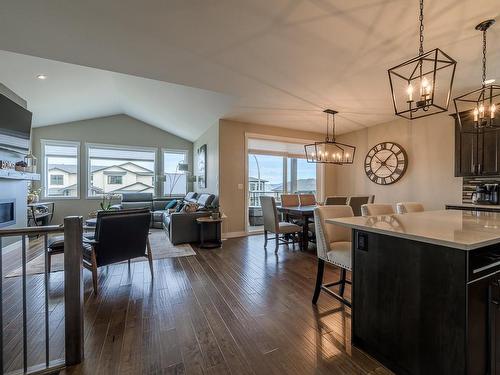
[388,0,457,120]
[304,110,355,165]
[454,19,498,130]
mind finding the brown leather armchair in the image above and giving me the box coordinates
[83,208,152,295]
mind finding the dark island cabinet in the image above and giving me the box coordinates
[455,113,500,177]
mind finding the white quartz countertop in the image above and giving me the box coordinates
[445,203,500,210]
[326,210,500,250]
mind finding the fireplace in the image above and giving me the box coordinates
[0,199,15,228]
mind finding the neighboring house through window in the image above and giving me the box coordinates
[42,140,80,198]
[87,143,156,197]
[50,175,64,185]
[107,175,123,185]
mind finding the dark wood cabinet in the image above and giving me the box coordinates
[455,113,500,177]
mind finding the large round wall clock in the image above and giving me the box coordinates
[364,142,408,185]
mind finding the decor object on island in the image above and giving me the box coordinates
[304,109,355,164]
[364,142,407,185]
[454,19,498,130]
[388,0,456,120]
[197,144,207,188]
[99,193,119,211]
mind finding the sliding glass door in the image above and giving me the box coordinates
[247,145,317,232]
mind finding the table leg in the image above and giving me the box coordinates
[302,219,309,251]
[200,223,205,247]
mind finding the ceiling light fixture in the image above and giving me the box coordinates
[37,74,47,80]
[454,19,499,130]
[388,0,457,120]
[304,110,355,165]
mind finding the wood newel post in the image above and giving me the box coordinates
[64,216,84,366]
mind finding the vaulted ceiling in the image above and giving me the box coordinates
[0,0,498,141]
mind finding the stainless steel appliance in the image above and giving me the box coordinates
[472,184,499,205]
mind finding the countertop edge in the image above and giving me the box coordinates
[326,218,481,251]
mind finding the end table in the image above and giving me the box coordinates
[196,216,225,248]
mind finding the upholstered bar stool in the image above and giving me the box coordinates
[312,205,354,306]
[261,196,302,253]
[396,202,424,214]
[361,203,395,216]
[347,195,374,216]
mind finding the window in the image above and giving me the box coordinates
[50,175,64,185]
[163,150,188,196]
[87,144,156,197]
[107,175,123,185]
[42,140,80,198]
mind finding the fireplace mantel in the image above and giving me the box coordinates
[0,169,40,181]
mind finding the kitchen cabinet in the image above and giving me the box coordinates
[455,113,500,177]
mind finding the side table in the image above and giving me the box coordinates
[196,216,225,248]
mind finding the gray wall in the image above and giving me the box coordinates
[31,114,193,224]
[193,122,219,195]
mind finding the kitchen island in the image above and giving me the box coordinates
[327,210,500,375]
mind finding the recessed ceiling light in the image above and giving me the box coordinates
[36,74,47,80]
[485,78,496,84]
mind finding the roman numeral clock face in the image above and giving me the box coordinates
[364,142,408,185]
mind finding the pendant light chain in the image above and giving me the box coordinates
[482,28,487,87]
[331,112,336,142]
[419,0,424,56]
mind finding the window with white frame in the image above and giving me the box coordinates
[163,150,188,196]
[87,144,156,197]
[42,140,80,198]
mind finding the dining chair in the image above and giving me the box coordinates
[324,196,348,205]
[347,195,375,216]
[312,205,354,306]
[281,194,300,207]
[396,202,425,214]
[361,203,395,216]
[82,208,152,295]
[299,194,316,206]
[261,196,302,253]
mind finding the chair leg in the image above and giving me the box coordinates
[312,259,325,304]
[48,253,52,274]
[275,235,279,254]
[90,249,98,296]
[339,268,347,297]
[264,230,268,248]
[146,237,154,279]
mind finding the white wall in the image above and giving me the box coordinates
[193,122,219,195]
[332,114,462,210]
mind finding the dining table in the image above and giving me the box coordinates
[277,205,317,250]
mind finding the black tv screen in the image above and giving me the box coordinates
[0,93,32,152]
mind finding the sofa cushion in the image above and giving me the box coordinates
[175,202,185,212]
[152,210,168,221]
[122,201,153,210]
[121,192,153,202]
[196,193,215,208]
[185,192,198,201]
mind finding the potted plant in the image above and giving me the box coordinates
[27,185,42,204]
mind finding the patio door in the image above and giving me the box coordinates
[246,137,318,232]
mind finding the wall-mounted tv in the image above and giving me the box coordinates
[0,93,32,153]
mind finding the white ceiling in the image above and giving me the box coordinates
[0,0,498,140]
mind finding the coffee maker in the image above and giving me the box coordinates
[472,183,499,205]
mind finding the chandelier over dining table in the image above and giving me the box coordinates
[388,0,457,120]
[304,110,355,165]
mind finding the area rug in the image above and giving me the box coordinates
[6,229,195,277]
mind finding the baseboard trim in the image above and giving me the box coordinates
[222,231,248,239]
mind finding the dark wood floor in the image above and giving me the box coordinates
[3,234,390,375]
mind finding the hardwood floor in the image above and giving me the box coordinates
[2,234,391,375]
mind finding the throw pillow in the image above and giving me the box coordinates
[165,200,177,210]
[175,202,185,212]
[183,203,198,213]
